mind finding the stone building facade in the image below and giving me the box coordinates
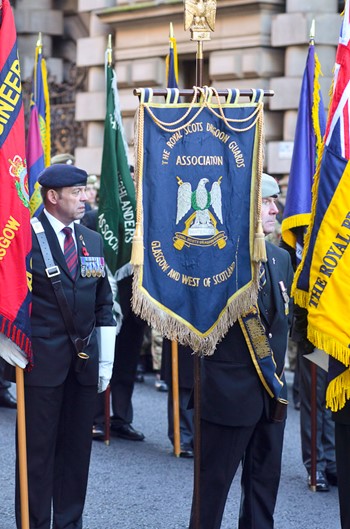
[13,0,342,189]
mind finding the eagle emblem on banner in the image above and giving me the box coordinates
[174,176,226,249]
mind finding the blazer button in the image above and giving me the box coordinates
[268,333,272,338]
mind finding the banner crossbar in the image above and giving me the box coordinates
[134,88,274,98]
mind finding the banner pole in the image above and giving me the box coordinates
[309,362,317,491]
[171,341,181,456]
[193,355,201,529]
[16,366,30,529]
[192,36,204,529]
[104,384,111,446]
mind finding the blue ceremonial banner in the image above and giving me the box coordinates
[281,43,325,266]
[132,87,265,354]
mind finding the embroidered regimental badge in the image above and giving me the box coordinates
[174,176,226,250]
[9,155,29,208]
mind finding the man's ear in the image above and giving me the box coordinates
[47,189,59,205]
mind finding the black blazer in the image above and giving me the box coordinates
[25,212,114,387]
[333,401,350,424]
[200,241,293,427]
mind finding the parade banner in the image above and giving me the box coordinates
[293,2,350,410]
[281,42,325,266]
[98,57,136,275]
[132,87,265,354]
[27,35,51,218]
[0,0,32,365]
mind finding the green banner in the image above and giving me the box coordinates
[98,63,136,274]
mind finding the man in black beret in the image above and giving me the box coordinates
[10,164,116,529]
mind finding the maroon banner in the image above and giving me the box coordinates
[0,0,32,364]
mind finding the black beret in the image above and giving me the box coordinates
[38,164,88,188]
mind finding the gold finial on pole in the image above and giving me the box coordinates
[36,32,43,52]
[309,19,315,45]
[169,22,174,49]
[183,0,217,41]
[107,34,113,66]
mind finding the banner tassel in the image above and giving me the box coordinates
[130,222,144,266]
[253,219,267,262]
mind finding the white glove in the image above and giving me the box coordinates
[0,335,28,369]
[96,326,116,393]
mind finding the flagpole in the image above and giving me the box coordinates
[16,367,30,529]
[166,21,182,459]
[102,34,113,448]
[171,340,181,457]
[34,32,42,102]
[192,33,206,529]
[107,33,112,66]
[36,31,42,53]
[308,19,317,494]
[183,4,218,527]
[104,385,111,446]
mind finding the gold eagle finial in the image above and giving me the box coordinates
[183,0,217,41]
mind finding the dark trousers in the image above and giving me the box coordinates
[189,416,285,529]
[167,387,194,448]
[335,422,350,529]
[110,311,146,426]
[16,371,97,529]
[298,348,336,474]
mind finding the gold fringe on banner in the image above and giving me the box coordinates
[308,325,350,372]
[326,368,350,412]
[132,264,259,356]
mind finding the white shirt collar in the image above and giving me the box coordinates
[43,209,76,236]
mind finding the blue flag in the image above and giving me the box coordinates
[281,44,325,265]
[132,88,265,355]
[166,33,178,89]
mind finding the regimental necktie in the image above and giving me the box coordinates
[62,227,78,279]
[259,262,266,289]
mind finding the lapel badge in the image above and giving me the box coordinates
[79,234,90,256]
[278,280,289,315]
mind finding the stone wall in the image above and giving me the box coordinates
[14,0,341,180]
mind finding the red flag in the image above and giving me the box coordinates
[0,0,32,364]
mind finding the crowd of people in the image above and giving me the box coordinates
[0,163,347,529]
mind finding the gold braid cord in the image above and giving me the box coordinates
[253,108,267,263]
[130,104,145,266]
[131,89,264,355]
